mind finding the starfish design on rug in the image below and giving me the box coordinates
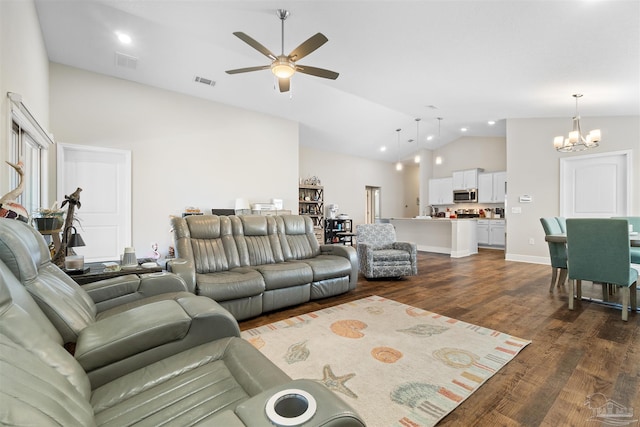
[319,364,358,399]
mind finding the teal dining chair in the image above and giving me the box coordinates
[566,218,638,321]
[540,217,568,291]
[613,217,640,264]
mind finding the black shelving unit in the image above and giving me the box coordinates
[325,218,354,245]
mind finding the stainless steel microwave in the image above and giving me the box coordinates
[453,189,477,203]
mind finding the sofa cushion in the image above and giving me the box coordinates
[302,255,352,281]
[254,262,313,290]
[195,268,265,302]
[372,249,411,262]
[276,215,321,260]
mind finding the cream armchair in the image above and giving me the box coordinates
[355,223,417,279]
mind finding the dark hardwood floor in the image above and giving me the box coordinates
[239,249,640,426]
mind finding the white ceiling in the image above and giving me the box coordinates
[35,0,640,164]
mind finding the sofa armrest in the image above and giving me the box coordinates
[234,379,365,427]
[320,244,358,288]
[84,272,189,312]
[77,296,241,388]
[355,242,375,277]
[166,258,196,293]
[393,241,417,255]
[393,241,418,275]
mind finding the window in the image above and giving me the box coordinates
[10,122,42,214]
[7,93,53,215]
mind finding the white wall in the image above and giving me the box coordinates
[49,63,299,257]
[431,136,507,178]
[299,145,405,226]
[0,0,50,199]
[505,116,640,264]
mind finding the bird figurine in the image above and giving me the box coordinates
[0,161,29,223]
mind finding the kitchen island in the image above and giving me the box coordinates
[388,218,478,258]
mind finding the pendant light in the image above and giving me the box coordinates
[553,94,601,152]
[414,118,421,163]
[395,128,403,171]
[434,117,443,165]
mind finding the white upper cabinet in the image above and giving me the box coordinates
[428,177,453,205]
[452,168,482,190]
[478,171,506,203]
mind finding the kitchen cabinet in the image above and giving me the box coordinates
[428,177,453,205]
[452,168,482,190]
[477,219,505,248]
[478,171,506,203]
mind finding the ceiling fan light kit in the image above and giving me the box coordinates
[226,9,339,92]
[554,94,601,153]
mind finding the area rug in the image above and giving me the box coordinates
[241,296,530,426]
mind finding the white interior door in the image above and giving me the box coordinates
[57,143,131,262]
[560,150,631,218]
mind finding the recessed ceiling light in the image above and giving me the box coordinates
[380,146,386,152]
[461,127,468,132]
[116,32,132,44]
[488,120,496,125]
[426,135,434,141]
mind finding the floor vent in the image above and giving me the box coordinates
[115,52,138,69]
[194,76,216,87]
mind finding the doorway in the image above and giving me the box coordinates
[57,143,131,262]
[365,186,381,224]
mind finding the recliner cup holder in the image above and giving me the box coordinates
[265,388,317,426]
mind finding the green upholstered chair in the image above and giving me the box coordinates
[566,218,638,321]
[540,217,568,291]
[613,217,640,264]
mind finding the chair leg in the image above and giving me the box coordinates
[569,279,575,310]
[621,287,629,322]
[558,269,568,287]
[576,279,582,300]
[631,283,637,311]
[601,282,609,302]
[549,267,559,292]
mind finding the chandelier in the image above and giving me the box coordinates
[553,94,601,152]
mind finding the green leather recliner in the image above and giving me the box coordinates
[0,257,365,426]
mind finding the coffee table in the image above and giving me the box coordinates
[66,261,163,285]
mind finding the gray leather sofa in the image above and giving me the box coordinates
[0,258,365,426]
[169,214,358,320]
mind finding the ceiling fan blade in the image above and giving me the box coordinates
[295,65,339,80]
[225,65,270,75]
[288,33,328,62]
[233,32,276,60]
[278,78,290,92]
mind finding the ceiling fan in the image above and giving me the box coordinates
[225,9,339,92]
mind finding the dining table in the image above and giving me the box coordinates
[544,231,639,312]
[545,232,640,246]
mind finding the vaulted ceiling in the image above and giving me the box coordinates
[35,0,639,163]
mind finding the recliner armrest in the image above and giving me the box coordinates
[75,300,190,371]
[234,379,365,427]
[166,258,196,293]
[77,296,241,388]
[84,272,189,312]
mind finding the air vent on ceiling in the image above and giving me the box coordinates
[115,52,138,69]
[194,76,216,87]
